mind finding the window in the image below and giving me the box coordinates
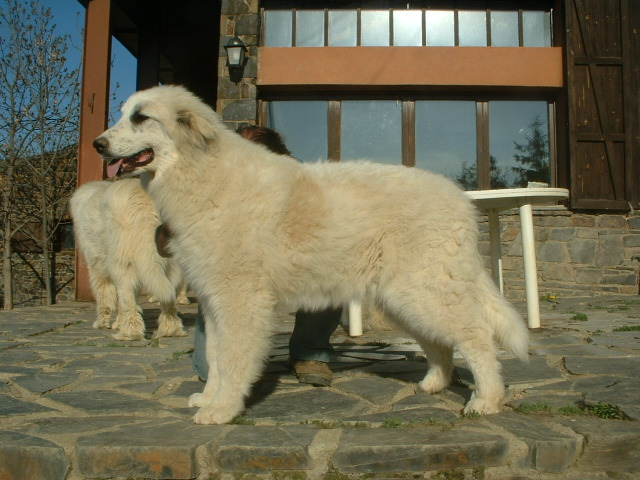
[266,101,328,161]
[262,6,553,47]
[264,99,553,190]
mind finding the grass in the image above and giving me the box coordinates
[171,347,194,361]
[571,312,588,321]
[612,325,640,332]
[587,402,624,419]
[230,416,255,425]
[515,401,626,419]
[514,402,553,414]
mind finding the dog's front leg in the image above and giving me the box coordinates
[192,292,275,425]
[188,310,220,407]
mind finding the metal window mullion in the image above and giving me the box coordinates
[328,100,341,162]
[292,9,297,47]
[402,100,416,167]
[357,9,362,46]
[389,9,394,46]
[324,8,329,47]
[476,101,490,189]
[518,9,524,47]
[454,9,459,46]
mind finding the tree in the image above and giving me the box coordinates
[0,0,80,308]
[512,115,550,187]
[456,156,509,190]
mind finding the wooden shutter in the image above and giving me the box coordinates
[566,0,638,210]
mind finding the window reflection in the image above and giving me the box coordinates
[489,101,550,188]
[264,10,292,47]
[415,101,477,188]
[329,10,357,46]
[458,11,487,46]
[266,101,328,162]
[296,10,324,47]
[393,10,423,46]
[523,11,552,47]
[361,10,390,46]
[341,101,402,163]
[425,10,454,46]
[491,11,519,47]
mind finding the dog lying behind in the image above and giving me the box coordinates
[94,85,529,424]
[70,178,188,340]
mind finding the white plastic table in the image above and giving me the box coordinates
[345,187,570,335]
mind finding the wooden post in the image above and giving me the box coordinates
[75,0,112,301]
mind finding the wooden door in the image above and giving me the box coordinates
[566,0,639,210]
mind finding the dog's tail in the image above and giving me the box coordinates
[478,271,529,362]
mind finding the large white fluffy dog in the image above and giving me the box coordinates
[93,85,529,424]
[70,178,188,340]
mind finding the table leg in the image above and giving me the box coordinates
[519,203,541,328]
[487,209,503,294]
[348,301,363,337]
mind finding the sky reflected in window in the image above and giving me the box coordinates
[266,101,328,162]
[341,101,402,163]
[415,101,476,186]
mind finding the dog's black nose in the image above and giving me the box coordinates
[93,137,108,154]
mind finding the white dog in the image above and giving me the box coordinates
[93,85,529,424]
[70,178,188,340]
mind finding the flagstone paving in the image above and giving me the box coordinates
[0,295,638,479]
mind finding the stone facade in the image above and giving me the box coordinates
[217,0,259,129]
[478,207,640,301]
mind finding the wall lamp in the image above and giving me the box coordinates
[224,36,248,84]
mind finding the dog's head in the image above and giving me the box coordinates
[93,85,222,178]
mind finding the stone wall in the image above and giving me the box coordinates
[217,0,259,128]
[478,207,640,301]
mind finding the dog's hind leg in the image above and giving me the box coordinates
[192,291,276,425]
[90,273,117,329]
[111,271,145,341]
[155,300,187,338]
[416,341,454,394]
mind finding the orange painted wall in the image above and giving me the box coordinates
[258,47,563,89]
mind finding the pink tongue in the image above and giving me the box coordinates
[106,160,123,178]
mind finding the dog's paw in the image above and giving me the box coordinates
[188,392,211,408]
[112,330,144,341]
[93,318,112,329]
[154,325,187,338]
[463,395,502,415]
[193,404,243,425]
[417,374,449,394]
[176,293,191,305]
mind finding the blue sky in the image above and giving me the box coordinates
[44,0,137,122]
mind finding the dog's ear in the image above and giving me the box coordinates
[176,110,218,150]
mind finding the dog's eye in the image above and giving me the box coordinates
[131,110,149,125]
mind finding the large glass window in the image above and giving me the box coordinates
[296,10,324,47]
[264,99,552,190]
[458,11,487,46]
[491,11,520,47]
[415,101,477,185]
[264,10,292,47]
[329,10,357,47]
[262,6,552,48]
[265,101,328,162]
[489,101,550,188]
[425,10,455,46]
[341,101,402,163]
[393,10,423,47]
[361,10,390,46]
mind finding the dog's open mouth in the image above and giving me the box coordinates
[106,148,154,178]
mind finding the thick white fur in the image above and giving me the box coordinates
[70,178,188,340]
[95,85,529,424]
